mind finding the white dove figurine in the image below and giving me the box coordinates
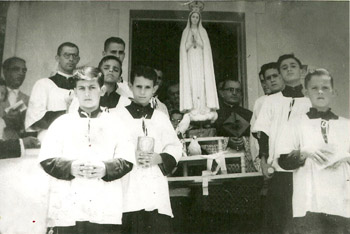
[188,136,202,156]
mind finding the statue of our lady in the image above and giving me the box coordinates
[179,4,219,123]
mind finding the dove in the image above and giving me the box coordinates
[188,136,202,156]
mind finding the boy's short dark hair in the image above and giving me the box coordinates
[277,54,302,71]
[98,55,123,76]
[2,57,26,71]
[57,42,79,56]
[170,109,183,118]
[130,66,157,85]
[261,62,279,79]
[104,37,125,51]
[73,66,104,87]
[304,68,334,89]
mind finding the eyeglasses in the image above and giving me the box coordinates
[222,88,241,93]
[62,53,80,60]
[9,67,27,73]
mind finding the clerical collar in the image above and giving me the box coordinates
[307,107,338,120]
[126,101,154,119]
[57,71,74,79]
[282,84,304,98]
[49,73,75,90]
[78,107,102,118]
[223,101,239,109]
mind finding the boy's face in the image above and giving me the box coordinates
[279,58,302,85]
[103,42,125,62]
[305,75,335,111]
[264,68,284,93]
[130,76,158,106]
[168,84,179,106]
[100,59,121,83]
[74,79,103,112]
[171,113,183,129]
[0,85,6,102]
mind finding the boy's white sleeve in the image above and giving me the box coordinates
[113,121,136,165]
[252,97,272,136]
[276,118,301,157]
[38,116,65,163]
[25,79,49,131]
[160,115,183,163]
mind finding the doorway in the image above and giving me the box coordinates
[129,10,247,105]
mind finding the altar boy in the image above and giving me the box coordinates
[277,69,350,233]
[116,66,182,233]
[253,54,311,233]
[39,66,134,234]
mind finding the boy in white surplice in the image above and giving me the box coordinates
[277,69,350,233]
[114,66,182,234]
[39,66,135,234]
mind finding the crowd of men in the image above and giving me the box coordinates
[0,37,349,234]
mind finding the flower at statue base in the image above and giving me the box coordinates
[189,109,218,123]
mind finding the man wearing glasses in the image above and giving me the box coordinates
[25,42,80,139]
[215,79,252,137]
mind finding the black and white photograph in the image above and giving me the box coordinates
[0,1,349,233]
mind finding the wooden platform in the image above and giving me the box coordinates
[168,137,262,195]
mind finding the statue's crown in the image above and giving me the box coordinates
[189,1,204,13]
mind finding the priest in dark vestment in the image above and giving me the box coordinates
[215,79,252,137]
[25,42,80,138]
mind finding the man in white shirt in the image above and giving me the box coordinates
[1,57,29,139]
[251,62,284,169]
[25,42,80,138]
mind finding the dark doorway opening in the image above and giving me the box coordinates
[130,10,246,105]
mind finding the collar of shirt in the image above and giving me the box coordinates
[50,73,75,90]
[57,71,74,79]
[223,101,240,109]
[100,91,121,109]
[306,107,339,120]
[78,107,102,118]
[282,84,304,98]
[126,101,154,119]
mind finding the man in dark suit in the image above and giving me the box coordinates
[215,79,252,137]
[1,57,30,139]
